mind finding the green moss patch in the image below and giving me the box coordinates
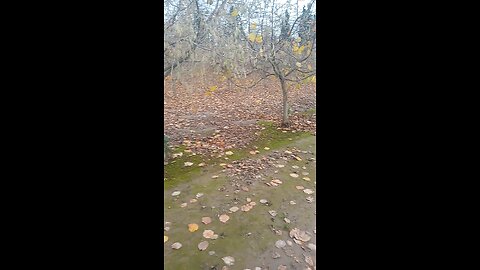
[164,120,314,189]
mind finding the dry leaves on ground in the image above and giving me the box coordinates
[219,214,230,223]
[188,223,199,232]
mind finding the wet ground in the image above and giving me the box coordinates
[164,136,316,270]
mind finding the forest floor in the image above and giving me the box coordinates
[164,76,317,270]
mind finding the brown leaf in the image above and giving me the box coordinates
[171,242,182,249]
[219,214,230,223]
[229,206,239,213]
[202,217,212,224]
[198,241,209,251]
[203,229,215,239]
[303,189,314,194]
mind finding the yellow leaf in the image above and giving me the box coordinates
[164,236,169,243]
[188,223,199,232]
[311,76,316,83]
[255,35,263,43]
[248,33,256,42]
[293,45,299,52]
[231,9,238,17]
[250,23,257,30]
[210,85,218,92]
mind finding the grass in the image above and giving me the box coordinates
[164,120,313,189]
[300,108,316,116]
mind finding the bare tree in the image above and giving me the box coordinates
[163,0,316,126]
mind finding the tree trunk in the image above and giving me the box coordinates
[280,76,289,127]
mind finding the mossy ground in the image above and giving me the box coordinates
[164,134,316,269]
[164,121,313,189]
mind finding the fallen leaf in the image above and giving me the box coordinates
[277,164,285,168]
[172,152,183,158]
[272,179,282,184]
[180,203,187,208]
[241,204,253,212]
[196,193,204,198]
[303,189,314,194]
[188,223,199,232]
[212,175,219,179]
[203,229,215,239]
[275,240,286,248]
[184,162,194,167]
[202,217,212,224]
[222,256,235,266]
[303,177,311,181]
[264,147,270,150]
[171,191,181,196]
[284,218,291,224]
[225,151,234,156]
[189,199,198,203]
[302,172,309,175]
[290,173,299,178]
[249,151,256,155]
[219,214,230,223]
[304,254,314,266]
[229,206,239,213]
[260,199,268,204]
[171,242,182,249]
[289,228,311,242]
[198,241,209,251]
[268,210,277,217]
[164,235,168,243]
[198,162,206,167]
[296,186,305,190]
[308,243,316,251]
